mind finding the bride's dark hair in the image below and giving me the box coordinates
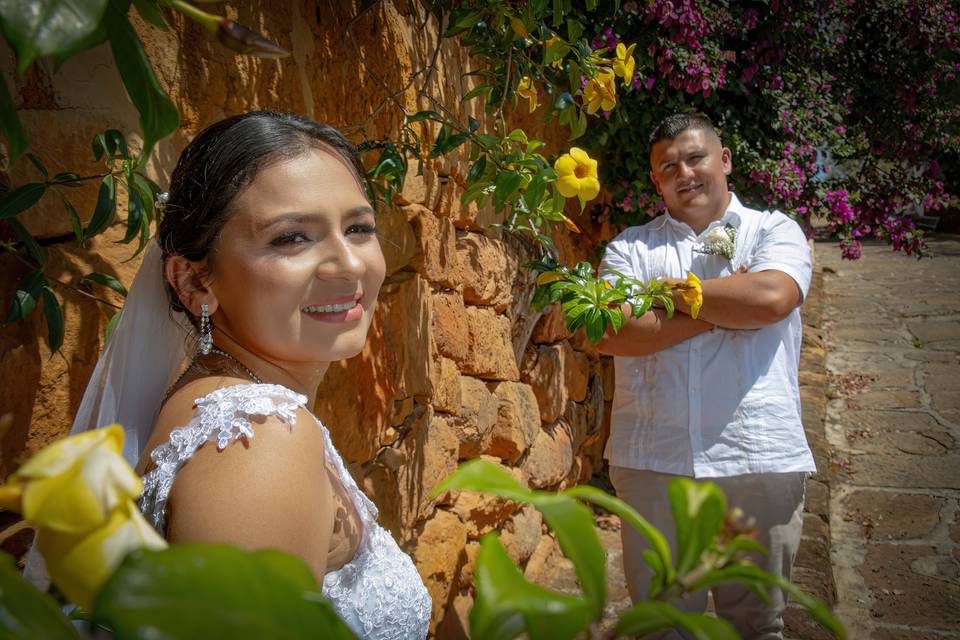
[157,111,368,318]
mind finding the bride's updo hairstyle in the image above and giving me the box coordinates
[157,111,368,319]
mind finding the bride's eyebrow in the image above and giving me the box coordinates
[254,206,375,231]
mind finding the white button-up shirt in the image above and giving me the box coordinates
[600,193,816,478]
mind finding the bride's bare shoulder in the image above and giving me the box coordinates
[135,375,254,474]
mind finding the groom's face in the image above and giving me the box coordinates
[649,128,732,223]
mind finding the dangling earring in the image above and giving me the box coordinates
[199,303,213,355]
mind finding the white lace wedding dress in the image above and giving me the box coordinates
[138,384,432,640]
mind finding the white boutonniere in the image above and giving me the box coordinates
[694,223,737,260]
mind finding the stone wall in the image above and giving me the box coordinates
[0,2,610,635]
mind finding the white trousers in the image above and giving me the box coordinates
[609,467,806,640]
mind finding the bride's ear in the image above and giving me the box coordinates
[164,255,218,317]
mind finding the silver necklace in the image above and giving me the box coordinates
[209,347,264,384]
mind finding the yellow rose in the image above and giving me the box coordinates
[38,500,166,609]
[583,68,617,114]
[0,425,167,609]
[517,76,539,113]
[554,147,600,204]
[0,425,141,534]
[613,42,637,84]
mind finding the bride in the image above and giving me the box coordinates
[68,111,431,639]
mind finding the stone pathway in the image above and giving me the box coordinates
[820,234,960,639]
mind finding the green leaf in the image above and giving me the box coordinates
[493,171,524,212]
[41,286,63,351]
[463,83,493,103]
[522,172,548,211]
[133,0,167,29]
[669,478,727,576]
[436,458,535,502]
[6,215,47,265]
[93,544,358,639]
[0,0,109,75]
[62,196,84,244]
[0,182,46,220]
[4,269,45,323]
[440,460,606,620]
[444,8,484,37]
[83,272,128,297]
[104,128,128,159]
[406,110,442,123]
[0,74,27,164]
[0,553,81,639]
[535,495,606,618]
[92,132,107,161]
[466,155,488,185]
[470,534,592,640]
[687,565,847,639]
[120,184,145,243]
[104,308,121,342]
[564,485,673,587]
[85,174,116,237]
[25,152,47,178]
[52,172,82,186]
[103,1,179,161]
[617,601,739,640]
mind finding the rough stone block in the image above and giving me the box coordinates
[408,205,460,288]
[842,490,944,540]
[460,305,520,381]
[485,381,540,463]
[457,231,519,312]
[432,289,469,363]
[449,459,520,539]
[522,421,574,489]
[499,504,543,564]
[531,304,573,344]
[861,544,960,628]
[449,375,497,458]
[521,342,590,423]
[412,509,468,634]
[430,356,462,414]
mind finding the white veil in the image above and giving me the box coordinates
[26,237,192,588]
[70,238,193,468]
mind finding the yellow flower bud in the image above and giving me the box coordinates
[613,42,637,84]
[517,76,539,113]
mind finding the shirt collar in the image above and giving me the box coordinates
[652,192,744,234]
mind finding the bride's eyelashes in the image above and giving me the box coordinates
[346,223,377,236]
[270,230,310,247]
[268,224,378,248]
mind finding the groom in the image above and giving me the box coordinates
[597,113,815,639]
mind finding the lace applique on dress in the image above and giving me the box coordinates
[138,384,431,640]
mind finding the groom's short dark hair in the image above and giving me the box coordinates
[649,113,719,147]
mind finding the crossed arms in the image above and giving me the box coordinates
[596,269,803,357]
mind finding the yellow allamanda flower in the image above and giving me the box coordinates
[554,147,600,204]
[516,76,539,113]
[0,425,166,609]
[679,272,704,319]
[583,68,617,114]
[613,42,637,84]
